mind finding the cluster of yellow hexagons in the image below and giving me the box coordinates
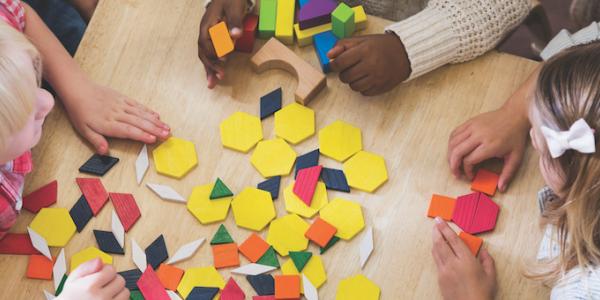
[153,137,198,179]
[274,103,315,144]
[343,151,388,192]
[319,198,365,240]
[187,184,232,224]
[231,187,276,231]
[220,112,263,153]
[250,139,297,177]
[318,120,362,161]
[267,214,309,256]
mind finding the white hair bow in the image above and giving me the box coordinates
[540,119,596,158]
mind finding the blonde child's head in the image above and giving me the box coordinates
[527,42,600,283]
[0,22,53,163]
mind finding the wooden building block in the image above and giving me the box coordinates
[353,5,367,30]
[294,23,332,47]
[236,14,259,53]
[109,192,141,232]
[22,180,57,213]
[427,194,456,221]
[459,232,483,256]
[471,169,499,196]
[298,0,337,30]
[156,263,184,291]
[239,233,271,263]
[76,177,108,216]
[332,3,355,39]
[313,31,338,72]
[0,233,39,255]
[259,0,277,39]
[293,166,322,206]
[274,275,300,299]
[26,255,54,280]
[305,217,337,247]
[209,21,235,58]
[275,0,295,45]
[251,38,326,105]
[137,265,170,300]
[212,243,240,269]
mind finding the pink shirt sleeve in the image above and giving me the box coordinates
[0,0,25,32]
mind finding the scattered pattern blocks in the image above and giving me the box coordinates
[250,139,297,177]
[267,214,309,256]
[319,120,362,161]
[239,233,270,263]
[343,151,388,193]
[222,277,246,300]
[258,176,281,200]
[459,232,483,256]
[210,178,234,199]
[247,274,275,296]
[305,217,337,247]
[26,255,54,280]
[79,154,119,176]
[284,181,328,218]
[274,103,315,145]
[156,263,184,291]
[258,0,277,39]
[275,0,295,44]
[187,184,232,224]
[209,21,234,58]
[220,111,264,153]
[452,192,500,234]
[293,165,322,206]
[321,167,350,192]
[152,137,198,179]
[212,243,240,269]
[320,198,364,240]
[145,235,169,269]
[236,14,258,53]
[471,169,499,196]
[232,188,276,231]
[260,87,282,120]
[274,275,300,299]
[29,208,76,247]
[427,194,456,221]
[69,196,93,233]
[332,3,355,39]
[295,149,319,178]
[76,177,109,216]
[110,192,141,232]
[137,265,169,300]
[313,31,338,73]
[93,230,124,255]
[22,180,57,213]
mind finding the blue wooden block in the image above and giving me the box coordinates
[79,154,119,176]
[145,234,168,269]
[69,195,93,232]
[295,149,319,178]
[118,269,142,291]
[313,31,338,73]
[260,87,282,119]
[321,167,350,192]
[93,230,124,255]
[258,176,281,200]
[187,287,220,300]
[246,274,275,296]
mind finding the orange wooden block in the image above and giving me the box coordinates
[304,217,337,247]
[26,254,54,280]
[156,263,184,291]
[209,21,235,58]
[471,169,499,196]
[274,275,300,299]
[459,232,483,256]
[212,243,240,269]
[427,194,456,221]
[239,233,270,263]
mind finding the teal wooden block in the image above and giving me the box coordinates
[331,3,355,39]
[259,0,277,39]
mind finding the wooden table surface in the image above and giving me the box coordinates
[1,0,551,298]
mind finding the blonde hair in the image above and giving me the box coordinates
[0,22,42,149]
[527,42,600,284]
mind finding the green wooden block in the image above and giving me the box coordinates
[331,3,355,39]
[319,235,340,254]
[55,274,68,296]
[257,246,280,268]
[289,251,312,272]
[130,290,144,300]
[211,224,235,245]
[210,178,233,199]
[259,0,277,39]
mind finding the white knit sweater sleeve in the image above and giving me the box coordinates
[385,0,532,80]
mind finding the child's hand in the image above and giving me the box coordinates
[447,105,529,191]
[57,258,129,300]
[432,218,497,300]
[62,82,170,155]
[327,33,411,96]
[197,0,247,89]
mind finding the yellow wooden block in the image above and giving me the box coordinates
[220,112,263,153]
[275,0,295,44]
[250,139,297,177]
[353,5,367,30]
[29,208,76,247]
[294,23,332,47]
[70,247,112,272]
[274,103,315,144]
[336,274,380,300]
[282,255,327,292]
[283,181,328,218]
[187,184,232,224]
[177,266,225,299]
[318,120,362,162]
[231,187,276,231]
[267,214,309,256]
[153,137,198,179]
[319,198,364,240]
[343,151,388,192]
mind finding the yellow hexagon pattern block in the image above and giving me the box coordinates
[267,214,309,256]
[152,137,198,179]
[274,103,315,144]
[177,266,225,298]
[250,139,297,177]
[187,184,232,224]
[231,187,276,231]
[319,198,364,240]
[336,274,381,300]
[284,181,328,218]
[70,247,113,272]
[220,112,263,153]
[318,120,362,162]
[343,151,388,192]
[282,255,327,291]
[29,208,76,247]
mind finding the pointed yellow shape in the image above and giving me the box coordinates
[274,103,315,144]
[187,184,232,224]
[153,137,198,179]
[220,112,263,153]
[319,198,364,240]
[267,214,309,256]
[282,255,327,292]
[353,5,367,30]
[29,208,76,247]
[284,181,328,218]
[70,247,113,272]
[318,120,362,162]
[177,266,225,298]
[336,274,380,300]
[343,151,388,192]
[250,139,297,177]
[231,187,276,231]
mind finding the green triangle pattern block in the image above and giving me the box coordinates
[210,224,235,245]
[320,235,340,254]
[257,246,280,268]
[210,178,234,199]
[289,251,312,272]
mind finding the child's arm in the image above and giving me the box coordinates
[22,4,170,154]
[57,258,129,300]
[447,66,540,191]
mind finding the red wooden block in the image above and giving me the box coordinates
[236,14,258,53]
[253,296,276,300]
[221,277,246,300]
[293,166,322,206]
[76,178,109,216]
[137,265,169,300]
[471,169,499,196]
[109,193,141,232]
[26,254,54,280]
[22,180,57,213]
[452,192,499,234]
[0,233,40,255]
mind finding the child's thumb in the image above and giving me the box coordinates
[68,258,103,280]
[479,248,497,278]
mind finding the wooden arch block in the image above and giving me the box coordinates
[251,38,326,105]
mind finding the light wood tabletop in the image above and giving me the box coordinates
[0,0,551,298]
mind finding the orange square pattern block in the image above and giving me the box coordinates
[471,169,499,196]
[156,263,184,291]
[239,233,271,263]
[459,232,483,256]
[274,275,300,299]
[427,194,456,221]
[26,254,54,280]
[209,21,235,58]
[212,243,240,269]
[304,217,337,247]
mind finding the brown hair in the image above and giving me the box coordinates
[527,41,600,284]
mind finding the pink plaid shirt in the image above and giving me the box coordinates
[0,0,24,32]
